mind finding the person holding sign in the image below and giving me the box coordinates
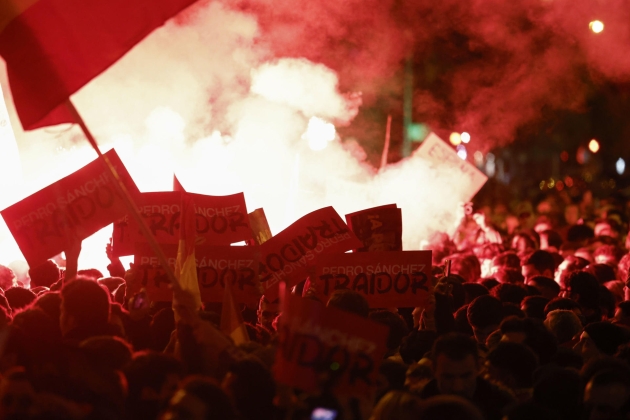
[452,202,502,252]
[63,238,82,284]
[1,149,141,269]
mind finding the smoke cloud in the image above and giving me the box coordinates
[242,0,630,148]
[1,0,630,273]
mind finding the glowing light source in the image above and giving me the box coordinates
[560,151,569,162]
[302,116,336,151]
[617,158,626,175]
[408,123,430,142]
[460,132,471,143]
[456,145,467,160]
[588,139,600,153]
[449,132,462,146]
[589,20,604,33]
[134,144,174,191]
[485,162,496,177]
[145,106,186,143]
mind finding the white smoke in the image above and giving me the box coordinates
[0,1,473,276]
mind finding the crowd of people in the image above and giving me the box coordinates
[1,190,630,419]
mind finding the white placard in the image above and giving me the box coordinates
[413,132,488,202]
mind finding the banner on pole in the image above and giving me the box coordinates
[1,149,139,267]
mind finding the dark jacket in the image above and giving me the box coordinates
[419,376,516,420]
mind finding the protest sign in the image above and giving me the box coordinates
[259,206,362,301]
[113,191,252,256]
[134,244,262,303]
[346,204,402,252]
[1,149,139,267]
[413,133,488,202]
[274,289,388,397]
[309,251,432,308]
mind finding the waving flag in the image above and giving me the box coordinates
[173,174,186,192]
[174,193,201,310]
[220,279,250,345]
[0,0,197,130]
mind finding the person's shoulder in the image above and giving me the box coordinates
[475,377,516,406]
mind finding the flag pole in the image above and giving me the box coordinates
[380,114,392,170]
[65,99,178,286]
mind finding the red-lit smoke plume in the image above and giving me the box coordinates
[1,0,630,273]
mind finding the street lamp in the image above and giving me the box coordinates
[589,20,604,34]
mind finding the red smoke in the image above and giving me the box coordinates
[2,0,630,272]
[234,0,630,151]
